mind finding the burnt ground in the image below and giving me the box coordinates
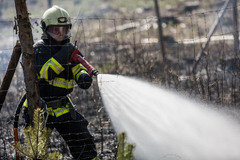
[0,41,239,159]
[0,79,118,160]
[0,39,240,159]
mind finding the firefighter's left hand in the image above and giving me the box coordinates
[78,74,92,89]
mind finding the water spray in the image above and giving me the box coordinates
[98,74,240,160]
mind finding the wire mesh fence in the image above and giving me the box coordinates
[0,3,240,159]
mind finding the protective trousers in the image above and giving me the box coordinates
[46,111,97,160]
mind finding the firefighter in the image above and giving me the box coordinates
[23,5,97,160]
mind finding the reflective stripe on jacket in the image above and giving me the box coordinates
[32,39,90,117]
[34,39,89,98]
[40,57,64,79]
[23,97,75,117]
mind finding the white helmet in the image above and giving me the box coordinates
[41,5,72,41]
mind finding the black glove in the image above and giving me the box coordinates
[78,74,93,89]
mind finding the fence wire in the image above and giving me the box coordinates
[0,5,240,159]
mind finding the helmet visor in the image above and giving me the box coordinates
[47,26,71,42]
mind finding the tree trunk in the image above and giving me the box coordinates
[14,0,39,124]
[154,0,166,62]
[48,0,52,8]
[232,0,239,57]
[0,41,21,112]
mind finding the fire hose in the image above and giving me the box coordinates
[13,93,26,160]
[70,49,99,77]
[13,51,98,160]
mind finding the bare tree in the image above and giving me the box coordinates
[48,0,52,8]
[192,0,231,74]
[232,0,239,57]
[14,0,40,124]
[153,0,166,62]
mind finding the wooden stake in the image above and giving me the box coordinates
[0,41,21,112]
